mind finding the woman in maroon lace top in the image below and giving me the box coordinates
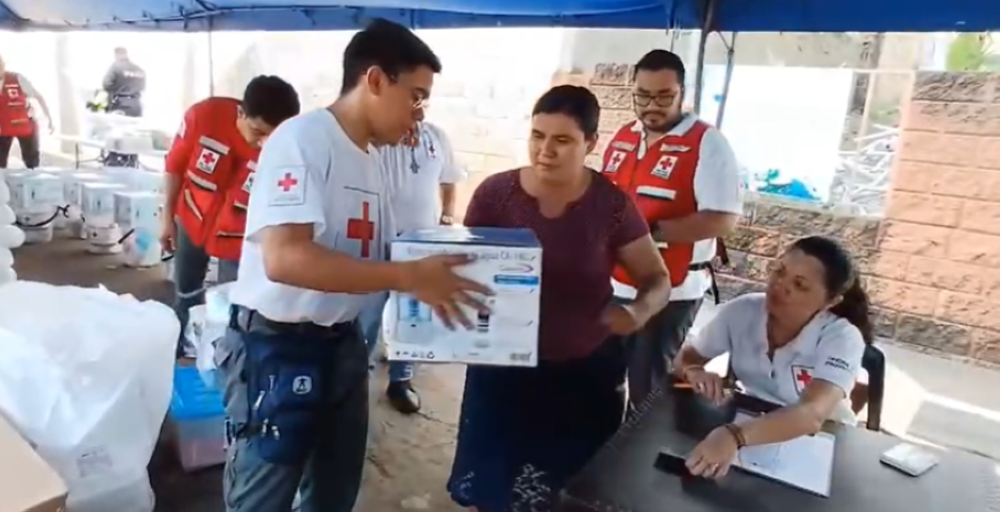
[447,85,672,512]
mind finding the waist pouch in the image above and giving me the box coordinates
[242,329,337,466]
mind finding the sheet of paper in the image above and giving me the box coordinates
[731,412,835,497]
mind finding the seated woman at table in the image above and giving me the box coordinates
[446,85,672,512]
[673,235,871,479]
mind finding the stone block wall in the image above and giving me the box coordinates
[551,64,1000,364]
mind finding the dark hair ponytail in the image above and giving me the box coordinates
[791,236,874,344]
[829,278,874,344]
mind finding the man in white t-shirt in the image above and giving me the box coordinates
[361,118,464,414]
[602,50,743,410]
[214,19,490,512]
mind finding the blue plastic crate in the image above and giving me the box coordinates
[170,365,224,421]
[169,365,227,471]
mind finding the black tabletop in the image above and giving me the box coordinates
[558,388,1000,512]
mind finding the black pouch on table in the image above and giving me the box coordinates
[242,329,336,466]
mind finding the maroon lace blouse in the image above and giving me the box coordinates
[464,169,649,361]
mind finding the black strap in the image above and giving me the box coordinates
[687,261,722,306]
[231,305,355,339]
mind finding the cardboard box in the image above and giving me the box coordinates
[386,226,541,367]
[0,414,67,512]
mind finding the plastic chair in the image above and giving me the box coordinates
[852,344,886,431]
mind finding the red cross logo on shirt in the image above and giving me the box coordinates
[792,365,813,393]
[797,369,812,386]
[277,172,299,192]
[201,151,217,167]
[347,202,375,258]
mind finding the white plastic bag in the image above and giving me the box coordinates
[0,281,178,512]
[188,283,233,388]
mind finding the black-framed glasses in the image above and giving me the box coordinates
[632,93,676,108]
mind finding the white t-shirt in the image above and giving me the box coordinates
[688,293,865,423]
[612,115,744,302]
[230,108,392,326]
[376,121,463,233]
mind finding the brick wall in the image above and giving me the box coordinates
[547,64,1000,364]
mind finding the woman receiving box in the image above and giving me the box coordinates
[446,85,673,512]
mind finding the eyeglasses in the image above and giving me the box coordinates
[633,93,676,108]
[412,94,429,110]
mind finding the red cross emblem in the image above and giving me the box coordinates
[196,148,220,173]
[277,172,298,192]
[792,366,813,393]
[347,201,375,258]
[604,150,627,173]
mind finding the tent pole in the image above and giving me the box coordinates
[715,32,737,129]
[207,19,216,96]
[691,0,716,116]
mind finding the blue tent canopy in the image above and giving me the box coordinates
[0,0,996,32]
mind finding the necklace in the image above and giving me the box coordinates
[409,145,419,174]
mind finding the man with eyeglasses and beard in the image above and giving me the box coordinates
[601,49,743,413]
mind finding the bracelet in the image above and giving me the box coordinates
[722,423,747,448]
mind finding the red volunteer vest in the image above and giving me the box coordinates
[602,119,710,287]
[174,97,253,260]
[205,156,258,261]
[0,74,33,138]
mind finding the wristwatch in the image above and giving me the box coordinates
[440,214,454,225]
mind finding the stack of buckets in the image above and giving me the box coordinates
[5,170,66,245]
[0,174,24,285]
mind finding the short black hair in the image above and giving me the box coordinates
[242,75,300,127]
[532,85,600,138]
[340,18,442,95]
[634,49,686,84]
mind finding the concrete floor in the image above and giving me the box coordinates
[13,235,1000,512]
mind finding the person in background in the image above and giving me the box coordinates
[363,116,464,414]
[102,47,146,117]
[216,18,489,512]
[602,49,742,411]
[0,54,54,169]
[447,85,672,512]
[674,236,870,479]
[161,76,300,357]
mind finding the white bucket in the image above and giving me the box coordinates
[85,223,123,255]
[14,211,56,245]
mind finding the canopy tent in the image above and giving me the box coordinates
[0,0,996,32]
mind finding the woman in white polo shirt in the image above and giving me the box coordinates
[673,235,872,479]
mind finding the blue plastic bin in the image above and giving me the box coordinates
[169,365,226,471]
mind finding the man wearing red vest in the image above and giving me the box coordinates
[162,76,300,355]
[602,50,743,409]
[0,55,55,169]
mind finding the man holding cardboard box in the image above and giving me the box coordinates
[216,18,490,512]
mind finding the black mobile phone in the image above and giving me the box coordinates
[654,449,694,478]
